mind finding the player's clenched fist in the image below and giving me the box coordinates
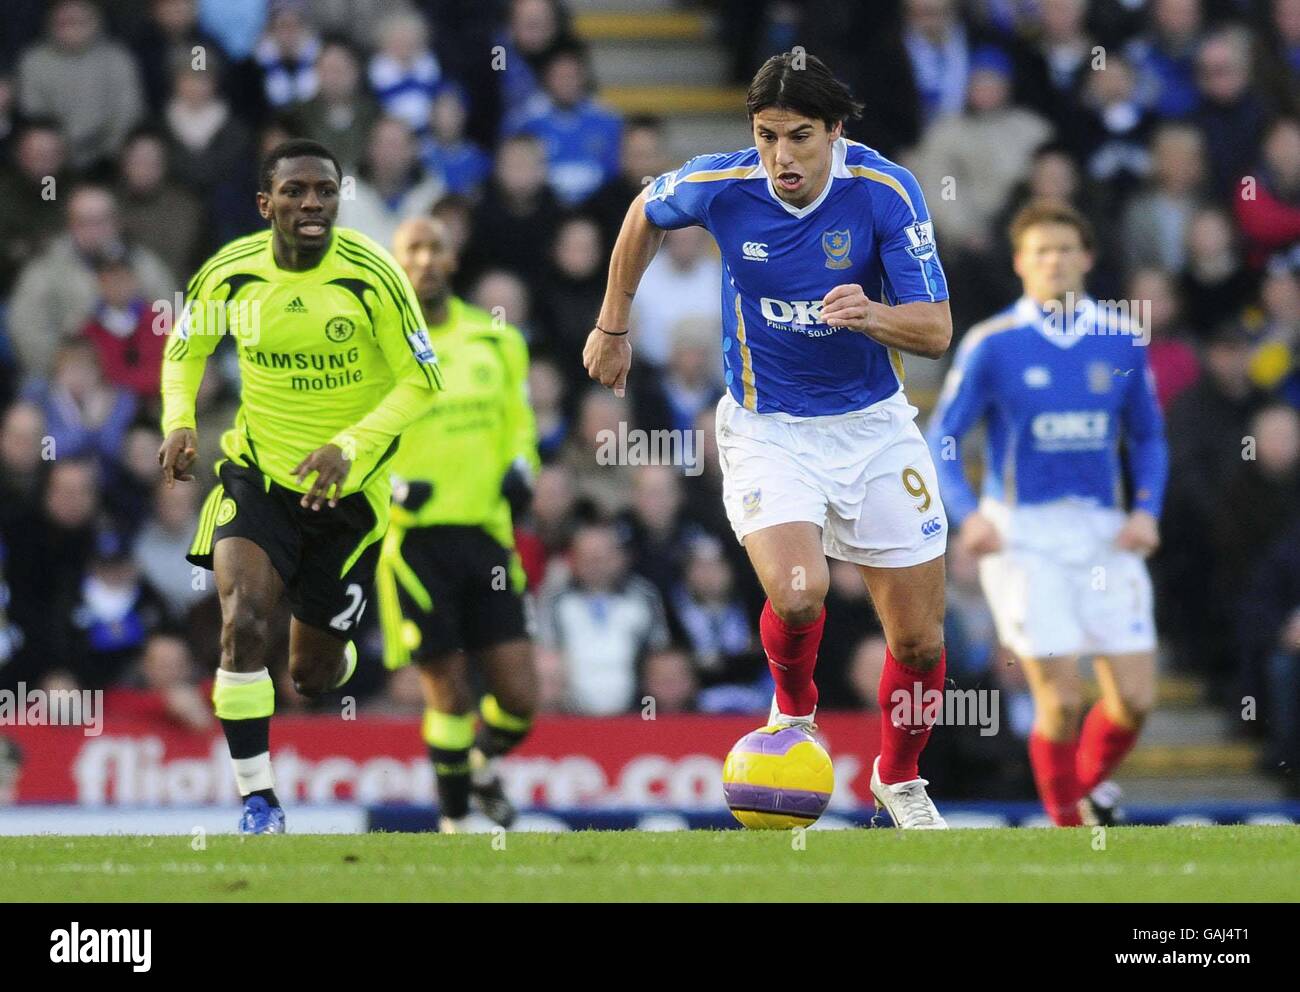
[822,283,873,332]
[582,326,632,398]
[294,442,352,511]
[158,427,198,487]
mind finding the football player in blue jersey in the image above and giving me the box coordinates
[927,202,1169,827]
[584,52,954,829]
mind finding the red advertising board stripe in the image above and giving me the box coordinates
[3,696,881,807]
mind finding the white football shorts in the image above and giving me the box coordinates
[714,390,947,568]
[976,497,1156,659]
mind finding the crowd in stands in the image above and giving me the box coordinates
[0,0,1297,794]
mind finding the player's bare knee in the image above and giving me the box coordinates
[889,633,945,672]
[1039,695,1084,732]
[221,601,273,670]
[289,649,342,697]
[1116,693,1154,727]
[768,588,827,627]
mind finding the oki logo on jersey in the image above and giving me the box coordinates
[904,221,937,260]
[1031,410,1110,450]
[760,297,825,326]
[742,241,769,261]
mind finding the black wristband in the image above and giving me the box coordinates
[597,324,629,336]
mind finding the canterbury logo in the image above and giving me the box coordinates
[921,516,943,537]
[285,296,307,313]
[742,241,769,260]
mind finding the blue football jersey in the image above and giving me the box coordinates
[926,296,1169,525]
[643,137,948,417]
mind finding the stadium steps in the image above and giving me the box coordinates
[574,3,754,159]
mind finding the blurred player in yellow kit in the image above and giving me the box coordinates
[378,216,540,833]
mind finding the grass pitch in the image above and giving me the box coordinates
[1,826,1297,902]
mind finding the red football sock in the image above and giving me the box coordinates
[1076,704,1140,794]
[760,599,824,716]
[876,645,946,784]
[1029,731,1083,826]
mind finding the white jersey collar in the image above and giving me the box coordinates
[1016,294,1095,349]
[764,136,846,219]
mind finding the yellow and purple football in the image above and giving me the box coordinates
[722,725,834,829]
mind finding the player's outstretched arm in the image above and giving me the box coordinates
[822,287,953,360]
[583,190,667,397]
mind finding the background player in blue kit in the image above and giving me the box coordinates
[927,202,1169,827]
[584,52,954,829]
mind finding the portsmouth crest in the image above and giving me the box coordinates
[822,229,852,270]
[742,488,762,517]
[325,316,355,343]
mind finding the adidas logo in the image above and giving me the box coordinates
[285,296,307,313]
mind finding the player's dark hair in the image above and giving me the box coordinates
[746,52,864,131]
[259,139,342,193]
[1008,200,1095,253]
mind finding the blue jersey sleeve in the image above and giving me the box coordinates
[642,153,737,231]
[926,331,992,526]
[871,166,948,304]
[1123,355,1169,518]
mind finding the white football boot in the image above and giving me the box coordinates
[767,693,816,731]
[870,755,948,829]
[438,811,499,834]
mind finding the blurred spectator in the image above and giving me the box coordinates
[196,0,267,62]
[367,9,443,137]
[527,356,569,460]
[420,85,492,199]
[463,134,560,291]
[0,119,69,297]
[163,56,256,247]
[0,400,46,526]
[495,0,570,132]
[60,528,167,689]
[588,115,668,248]
[1124,0,1205,119]
[292,37,379,174]
[903,0,973,126]
[22,340,135,467]
[630,226,723,371]
[106,630,213,731]
[537,521,671,715]
[529,464,580,577]
[103,424,166,538]
[1158,322,1268,685]
[254,0,319,108]
[17,0,145,172]
[617,464,706,608]
[336,116,443,247]
[79,248,166,406]
[1251,256,1300,404]
[816,559,886,708]
[1129,267,1200,410]
[133,479,207,620]
[1235,516,1300,794]
[1211,403,1300,616]
[1234,117,1300,269]
[1071,53,1154,206]
[1026,0,1095,129]
[1178,206,1260,338]
[559,387,635,519]
[116,127,203,279]
[470,269,540,344]
[910,47,1053,258]
[537,214,605,367]
[1260,0,1300,111]
[1194,25,1271,196]
[0,458,101,687]
[635,317,724,438]
[641,646,698,714]
[1120,122,1205,275]
[8,185,175,379]
[669,534,758,688]
[508,41,622,207]
[129,0,226,114]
